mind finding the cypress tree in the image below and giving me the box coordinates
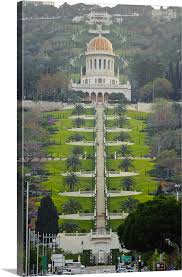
[168,62,175,88]
[35,196,59,236]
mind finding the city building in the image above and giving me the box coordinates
[71,34,131,102]
[152,7,176,21]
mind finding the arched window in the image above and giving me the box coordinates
[103,79,105,83]
[112,80,115,85]
[98,78,102,84]
[99,59,101,69]
[90,59,92,69]
[85,79,88,84]
[94,59,97,69]
[104,59,106,69]
[108,60,110,70]
[95,79,97,83]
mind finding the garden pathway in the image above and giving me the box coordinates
[95,104,106,230]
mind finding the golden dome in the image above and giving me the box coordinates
[87,35,113,53]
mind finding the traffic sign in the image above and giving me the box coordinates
[41,256,48,272]
[121,255,132,263]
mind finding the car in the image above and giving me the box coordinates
[117,267,127,273]
[126,267,134,272]
[62,270,71,275]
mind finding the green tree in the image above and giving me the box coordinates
[116,116,127,128]
[69,133,85,142]
[118,145,132,157]
[62,199,82,214]
[66,155,81,171]
[121,177,135,191]
[35,196,59,236]
[72,104,85,116]
[122,196,139,213]
[119,158,133,172]
[118,196,181,252]
[128,52,164,100]
[64,172,79,191]
[140,78,173,102]
[114,102,126,116]
[73,118,85,128]
[59,222,80,233]
[115,132,131,142]
[72,146,84,156]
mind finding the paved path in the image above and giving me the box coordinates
[106,128,131,132]
[67,127,95,132]
[59,191,95,197]
[69,115,95,119]
[61,171,95,178]
[106,141,134,146]
[95,104,106,230]
[66,141,95,146]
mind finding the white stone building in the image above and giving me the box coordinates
[71,34,131,102]
[86,11,112,26]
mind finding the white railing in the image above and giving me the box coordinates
[107,170,120,174]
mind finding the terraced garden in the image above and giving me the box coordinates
[32,106,96,232]
[106,108,158,230]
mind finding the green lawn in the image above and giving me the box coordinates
[106,109,157,214]
[58,219,94,233]
[31,108,96,231]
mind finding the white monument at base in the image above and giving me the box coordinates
[71,34,131,103]
[56,229,127,264]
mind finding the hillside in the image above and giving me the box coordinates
[17,2,181,100]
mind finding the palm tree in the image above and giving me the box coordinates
[73,118,85,128]
[59,222,79,233]
[72,104,85,116]
[119,158,133,172]
[121,177,135,191]
[64,172,79,191]
[72,146,84,156]
[118,145,132,157]
[122,196,139,213]
[66,155,81,171]
[69,133,85,142]
[115,132,131,142]
[115,116,127,128]
[114,103,126,116]
[62,199,82,214]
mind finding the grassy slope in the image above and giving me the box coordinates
[33,108,95,230]
[106,109,158,225]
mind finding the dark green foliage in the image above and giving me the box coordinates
[72,104,85,116]
[121,196,139,212]
[121,177,135,191]
[62,199,82,214]
[118,145,132,157]
[115,116,127,128]
[72,146,84,156]
[73,118,85,128]
[64,172,79,191]
[69,133,85,142]
[114,132,131,142]
[66,155,81,171]
[35,196,59,235]
[59,222,80,233]
[118,196,181,252]
[119,158,133,171]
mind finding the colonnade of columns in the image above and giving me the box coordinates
[84,92,109,102]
